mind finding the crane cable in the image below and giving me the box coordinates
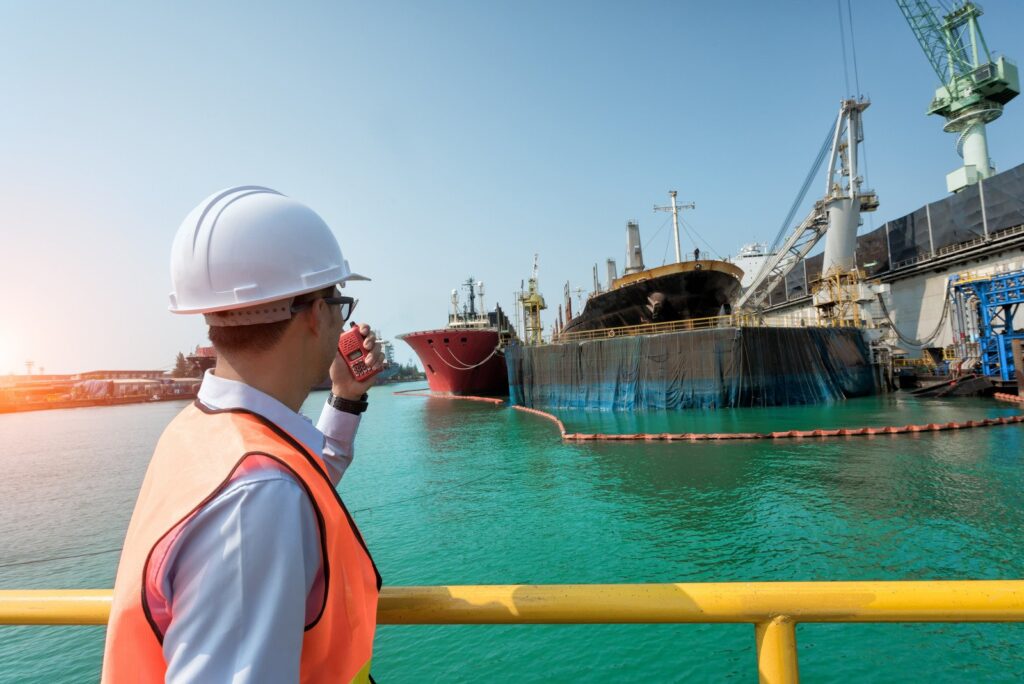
[846,0,862,96]
[837,0,852,97]
[875,282,952,348]
[844,0,873,232]
[747,121,836,290]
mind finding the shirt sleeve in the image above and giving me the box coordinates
[317,402,361,485]
[162,474,322,684]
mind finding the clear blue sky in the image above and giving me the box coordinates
[2,0,1023,373]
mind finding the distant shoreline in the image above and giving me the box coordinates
[0,393,196,415]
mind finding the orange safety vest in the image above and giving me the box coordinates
[101,402,380,683]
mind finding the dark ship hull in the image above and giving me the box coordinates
[561,261,744,334]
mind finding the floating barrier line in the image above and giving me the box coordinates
[512,396,1024,442]
[509,405,568,434]
[397,389,1024,441]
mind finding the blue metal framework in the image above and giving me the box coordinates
[950,268,1024,381]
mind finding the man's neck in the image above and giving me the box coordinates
[213,354,309,413]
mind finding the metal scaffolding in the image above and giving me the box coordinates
[950,267,1024,381]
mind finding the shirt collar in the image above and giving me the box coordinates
[197,369,325,457]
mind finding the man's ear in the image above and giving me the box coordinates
[301,302,322,336]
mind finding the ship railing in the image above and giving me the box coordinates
[892,357,939,368]
[553,312,854,343]
[3,581,1024,683]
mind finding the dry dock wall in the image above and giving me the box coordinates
[505,327,876,411]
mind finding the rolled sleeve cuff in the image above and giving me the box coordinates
[317,402,361,484]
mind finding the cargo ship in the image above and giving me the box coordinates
[560,219,744,335]
[399,279,516,396]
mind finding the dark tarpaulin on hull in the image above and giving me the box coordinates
[929,182,984,249]
[506,327,877,411]
[886,206,931,264]
[855,224,889,276]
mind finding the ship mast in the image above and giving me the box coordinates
[654,190,695,263]
[463,277,477,317]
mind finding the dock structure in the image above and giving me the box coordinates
[950,266,1024,382]
[754,163,1024,354]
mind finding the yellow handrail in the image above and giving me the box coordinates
[3,581,1024,683]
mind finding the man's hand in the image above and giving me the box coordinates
[330,323,384,400]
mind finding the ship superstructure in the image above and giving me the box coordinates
[730,244,773,289]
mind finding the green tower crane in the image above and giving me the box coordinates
[895,1,1019,192]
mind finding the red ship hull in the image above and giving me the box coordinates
[399,328,508,396]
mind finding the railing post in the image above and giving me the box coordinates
[755,617,799,684]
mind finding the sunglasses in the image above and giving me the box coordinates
[291,291,357,323]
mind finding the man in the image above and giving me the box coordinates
[102,186,381,683]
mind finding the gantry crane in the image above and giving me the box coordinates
[895,1,1019,192]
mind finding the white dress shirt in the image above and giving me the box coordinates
[157,370,361,683]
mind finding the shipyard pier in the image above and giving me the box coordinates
[507,63,1023,410]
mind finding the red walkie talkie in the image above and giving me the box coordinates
[338,324,382,382]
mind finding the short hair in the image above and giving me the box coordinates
[208,286,335,355]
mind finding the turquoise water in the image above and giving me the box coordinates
[2,387,1024,682]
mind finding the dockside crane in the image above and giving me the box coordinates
[895,1,1019,193]
[736,98,878,316]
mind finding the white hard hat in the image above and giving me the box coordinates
[168,186,368,320]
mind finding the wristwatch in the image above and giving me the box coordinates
[327,392,369,415]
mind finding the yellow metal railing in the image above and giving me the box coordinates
[4,581,1024,683]
[892,357,936,368]
[553,312,859,343]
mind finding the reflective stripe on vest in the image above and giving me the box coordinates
[101,402,380,683]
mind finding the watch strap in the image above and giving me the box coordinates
[327,392,369,415]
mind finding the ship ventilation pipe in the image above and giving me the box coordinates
[606,259,618,288]
[477,281,485,317]
[624,221,645,275]
[593,263,601,293]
